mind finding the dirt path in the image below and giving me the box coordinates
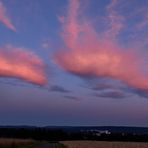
[35,143,55,148]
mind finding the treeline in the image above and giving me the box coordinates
[0,127,67,141]
[0,127,148,142]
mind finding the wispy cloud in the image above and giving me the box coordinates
[127,88,148,99]
[135,89,148,99]
[49,85,70,93]
[0,45,46,85]
[0,1,16,31]
[135,7,148,30]
[104,0,124,40]
[94,90,128,99]
[64,95,79,101]
[91,83,114,91]
[59,0,80,49]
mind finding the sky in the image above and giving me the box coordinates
[0,0,148,127]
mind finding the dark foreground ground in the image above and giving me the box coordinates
[0,138,66,148]
[1,139,148,148]
[61,141,148,148]
[35,143,66,148]
[35,143,55,148]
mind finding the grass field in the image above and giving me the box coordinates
[1,139,148,148]
[0,138,42,148]
[61,141,148,148]
[0,138,67,148]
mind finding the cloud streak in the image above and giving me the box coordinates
[0,45,46,85]
[104,0,124,40]
[94,90,128,99]
[64,95,79,101]
[54,0,148,90]
[59,0,80,49]
[49,85,70,93]
[91,83,114,91]
[0,1,16,31]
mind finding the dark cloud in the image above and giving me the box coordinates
[91,83,114,91]
[121,86,148,99]
[0,79,28,87]
[64,95,79,101]
[0,78,47,90]
[49,85,70,93]
[81,77,123,92]
[94,90,128,99]
[130,88,148,98]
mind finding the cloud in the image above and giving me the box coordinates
[64,95,79,100]
[127,88,148,99]
[94,90,128,99]
[0,79,26,87]
[54,0,148,90]
[104,0,124,40]
[135,7,148,30]
[55,36,148,90]
[91,83,114,91]
[135,89,148,99]
[0,45,46,85]
[58,0,81,49]
[49,85,70,93]
[0,1,16,31]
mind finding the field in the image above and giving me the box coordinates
[61,141,148,148]
[0,138,67,148]
[0,138,42,148]
[1,139,148,148]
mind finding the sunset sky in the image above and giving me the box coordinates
[0,0,148,126]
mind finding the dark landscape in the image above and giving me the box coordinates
[0,126,148,147]
[0,126,148,141]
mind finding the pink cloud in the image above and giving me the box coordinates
[0,45,47,85]
[104,0,124,40]
[59,0,81,49]
[54,0,148,89]
[55,41,148,89]
[0,1,16,31]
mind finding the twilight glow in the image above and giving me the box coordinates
[0,0,148,127]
